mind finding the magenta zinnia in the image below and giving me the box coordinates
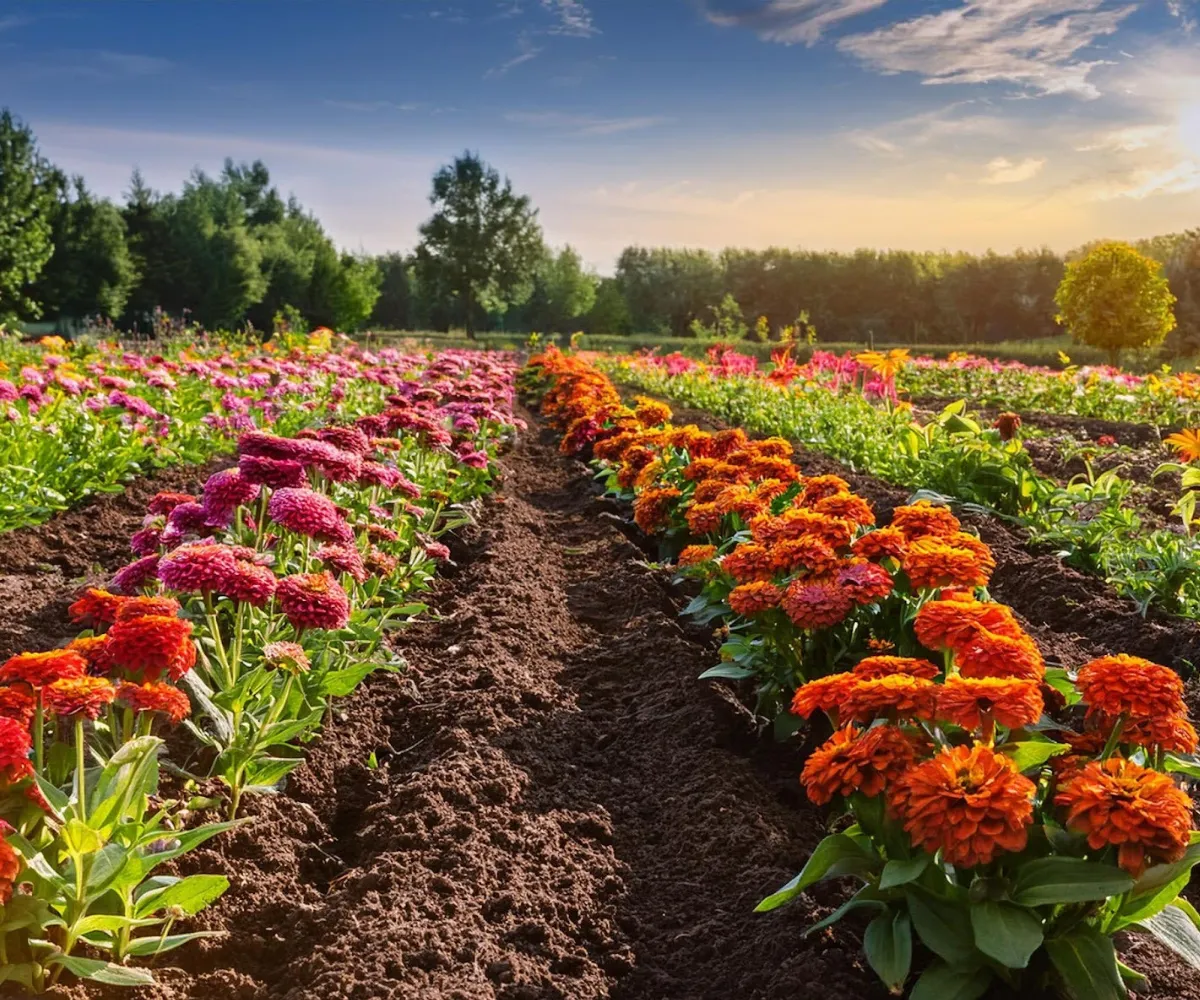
[276,572,351,631]
[268,488,355,544]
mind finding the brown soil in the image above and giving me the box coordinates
[0,459,229,660]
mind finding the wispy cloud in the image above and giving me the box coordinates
[846,100,1008,156]
[541,0,597,36]
[0,15,31,33]
[93,51,172,76]
[703,0,887,44]
[322,99,423,113]
[1168,0,1197,34]
[505,110,666,135]
[981,156,1046,183]
[838,0,1137,98]
[485,31,543,77]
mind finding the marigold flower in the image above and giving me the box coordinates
[114,596,181,622]
[913,598,1022,650]
[68,588,125,626]
[781,578,853,629]
[633,487,682,533]
[44,676,117,720]
[0,650,87,688]
[0,717,33,784]
[852,526,907,563]
[276,572,351,631]
[692,479,729,504]
[790,672,857,719]
[956,627,1045,681]
[728,581,784,616]
[268,488,355,545]
[902,536,991,590]
[685,501,723,535]
[0,686,35,727]
[890,744,1034,867]
[1056,758,1192,876]
[105,615,196,682]
[238,454,308,490]
[68,636,113,675]
[799,475,851,506]
[813,493,875,527]
[147,492,196,516]
[1165,428,1200,464]
[837,560,893,604]
[722,543,775,583]
[1076,655,1185,722]
[116,681,190,724]
[801,725,918,806]
[111,554,161,595]
[317,544,369,584]
[678,544,717,567]
[841,675,937,723]
[263,641,311,673]
[891,500,961,540]
[936,676,1043,732]
[852,656,940,681]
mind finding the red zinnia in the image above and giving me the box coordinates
[104,615,196,682]
[117,681,191,724]
[317,544,369,584]
[0,650,87,688]
[781,578,853,629]
[68,588,125,626]
[219,560,278,607]
[852,656,940,681]
[801,724,918,805]
[0,686,35,727]
[43,676,116,720]
[0,717,33,784]
[114,595,182,621]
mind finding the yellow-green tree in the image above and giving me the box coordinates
[1055,241,1177,366]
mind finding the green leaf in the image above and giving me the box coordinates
[319,661,383,697]
[697,664,755,681]
[754,834,878,913]
[1117,960,1147,986]
[1045,927,1127,1000]
[124,930,226,957]
[1135,903,1200,971]
[879,856,929,891]
[0,962,36,988]
[1164,753,1200,781]
[997,740,1069,773]
[85,843,130,898]
[970,900,1043,969]
[48,954,156,986]
[1042,667,1081,705]
[61,818,104,856]
[905,889,977,967]
[1010,857,1133,907]
[135,874,229,918]
[804,887,888,937]
[864,910,911,993]
[73,914,160,938]
[909,961,991,1000]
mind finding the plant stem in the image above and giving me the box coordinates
[75,717,87,818]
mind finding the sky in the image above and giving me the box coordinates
[2,0,1199,270]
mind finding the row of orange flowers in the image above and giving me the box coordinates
[524,347,1200,999]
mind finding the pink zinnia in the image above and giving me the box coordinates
[219,560,277,607]
[164,502,209,536]
[358,462,403,488]
[268,488,354,544]
[130,526,163,557]
[147,492,196,516]
[424,541,451,562]
[238,454,308,490]
[365,546,398,577]
[319,425,371,456]
[276,572,350,631]
[316,544,369,583]
[237,431,303,461]
[202,468,260,519]
[157,543,241,593]
[112,555,161,595]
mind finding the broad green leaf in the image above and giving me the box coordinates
[1010,858,1133,907]
[804,887,888,937]
[1135,903,1200,971]
[48,954,156,986]
[85,843,130,898]
[755,834,878,912]
[909,961,991,1000]
[125,930,226,957]
[879,856,929,891]
[0,962,36,988]
[319,662,382,697]
[135,874,229,918]
[73,914,160,937]
[998,740,1068,773]
[697,664,755,681]
[864,910,912,993]
[905,889,977,967]
[970,900,1043,969]
[1045,928,1127,1000]
[62,819,104,856]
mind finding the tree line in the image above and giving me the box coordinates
[2,107,1197,348]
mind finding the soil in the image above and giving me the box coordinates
[25,407,1200,1000]
[0,459,229,661]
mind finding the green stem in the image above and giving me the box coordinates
[75,717,87,818]
[1100,713,1127,761]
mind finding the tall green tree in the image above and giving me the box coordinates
[414,153,544,337]
[586,277,633,334]
[369,252,414,329]
[0,110,57,320]
[527,245,597,332]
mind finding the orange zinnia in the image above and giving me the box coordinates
[633,396,672,427]
[43,676,117,720]
[841,675,937,723]
[813,493,875,527]
[754,437,794,459]
[633,486,682,534]
[890,743,1034,868]
[1165,428,1200,464]
[936,676,1043,732]
[105,615,196,682]
[682,458,720,483]
[801,725,918,806]
[1056,757,1192,876]
[68,636,113,675]
[891,500,961,540]
[781,578,853,629]
[114,596,182,622]
[799,475,851,506]
[1076,655,1184,722]
[956,627,1045,681]
[902,536,991,591]
[768,536,839,577]
[0,650,87,688]
[1124,716,1199,754]
[117,681,191,724]
[913,598,1022,650]
[790,672,856,719]
[678,544,718,567]
[852,526,907,563]
[728,581,784,616]
[685,502,723,535]
[67,588,126,627]
[747,457,802,483]
[852,656,940,681]
[692,479,730,504]
[722,543,776,583]
[0,686,35,727]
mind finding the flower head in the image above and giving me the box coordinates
[790,672,857,719]
[890,744,1034,867]
[781,578,852,629]
[852,656,940,681]
[268,488,354,544]
[769,536,839,577]
[1056,758,1192,876]
[104,615,196,682]
[914,599,1022,650]
[994,412,1022,440]
[276,572,351,631]
[114,596,181,622]
[0,650,87,688]
[1165,428,1200,464]
[263,641,311,673]
[238,454,308,490]
[68,636,113,675]
[936,677,1043,732]
[317,544,369,584]
[1076,655,1185,722]
[841,675,937,723]
[68,588,125,626]
[1124,716,1199,754]
[43,676,117,720]
[813,493,875,527]
[117,681,191,724]
[0,687,35,727]
[722,544,775,583]
[956,627,1045,681]
[678,544,717,567]
[799,475,851,506]
[201,468,260,521]
[891,501,961,540]
[902,536,991,591]
[111,555,161,595]
[0,717,33,784]
[728,581,784,616]
[220,560,278,607]
[158,543,240,594]
[801,725,918,806]
[147,492,196,516]
[836,560,893,604]
[633,486,682,533]
[852,527,907,563]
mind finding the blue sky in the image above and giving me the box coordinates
[3,0,1199,269]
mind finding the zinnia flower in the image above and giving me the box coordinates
[799,475,851,506]
[268,488,355,544]
[201,468,260,521]
[0,717,33,784]
[365,546,399,576]
[112,554,161,595]
[728,581,783,616]
[68,588,125,626]
[634,487,682,533]
[852,656,940,681]
[68,636,113,675]
[678,544,717,567]
[685,502,723,535]
[238,454,308,490]
[801,725,918,806]
[936,676,1043,732]
[891,501,961,540]
[956,627,1045,681]
[852,527,907,563]
[0,650,86,688]
[914,599,1022,650]
[147,492,196,516]
[1076,655,1185,722]
[117,681,191,724]
[994,412,1022,440]
[276,572,351,631]
[1056,758,1192,876]
[902,536,991,591]
[1165,428,1200,464]
[837,560,893,604]
[43,676,117,720]
[0,686,35,726]
[790,672,857,719]
[114,596,181,622]
[105,615,196,682]
[1124,716,1199,754]
[158,543,241,593]
[722,544,775,583]
[890,744,1034,867]
[319,425,372,456]
[781,578,852,629]
[813,493,875,527]
[840,675,937,723]
[263,641,311,673]
[219,560,278,606]
[317,544,369,584]
[0,822,19,903]
[768,536,839,577]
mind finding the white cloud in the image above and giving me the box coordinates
[541,0,597,36]
[322,100,423,113]
[839,0,1137,98]
[845,101,1009,157]
[504,110,667,135]
[1168,0,1197,34]
[484,32,543,77]
[981,156,1046,183]
[703,0,888,44]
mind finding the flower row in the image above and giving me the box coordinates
[0,347,518,991]
[524,347,1200,1000]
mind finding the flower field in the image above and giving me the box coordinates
[5,333,1200,999]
